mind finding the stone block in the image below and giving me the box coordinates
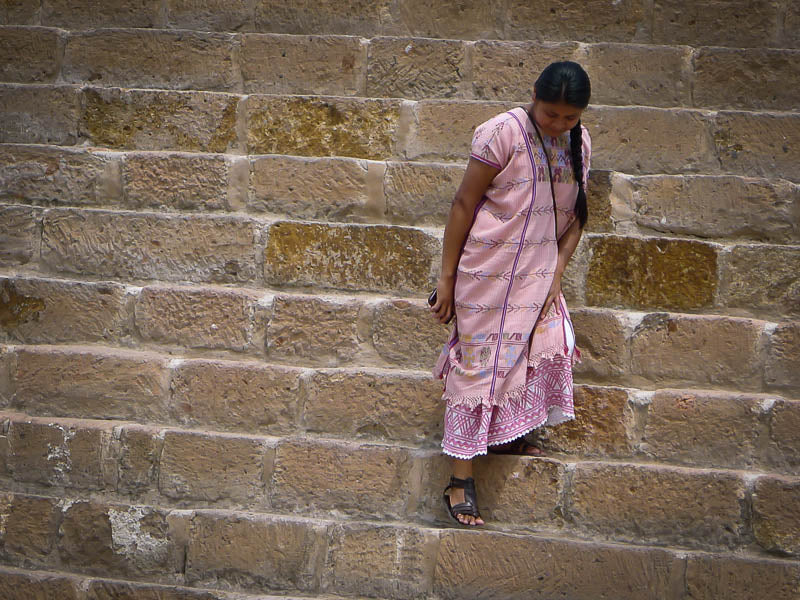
[264,221,438,293]
[0,566,82,600]
[753,476,800,556]
[254,0,392,36]
[685,554,800,600]
[586,169,614,233]
[80,87,240,153]
[766,323,800,392]
[247,95,400,159]
[560,235,590,306]
[629,314,764,390]
[0,493,61,561]
[385,0,505,39]
[242,33,365,96]
[41,0,163,28]
[372,299,450,369]
[570,308,628,381]
[114,424,162,497]
[170,359,300,435]
[765,399,800,474]
[0,26,60,83]
[787,2,800,48]
[302,369,443,445]
[167,0,253,31]
[0,276,131,345]
[586,235,718,311]
[569,462,746,549]
[0,84,80,145]
[13,345,170,421]
[86,578,234,600]
[0,2,40,25]
[383,160,463,226]
[41,209,258,284]
[0,205,42,266]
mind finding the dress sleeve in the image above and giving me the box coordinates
[580,124,592,189]
[469,114,514,170]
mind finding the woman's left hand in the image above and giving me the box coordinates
[538,275,562,323]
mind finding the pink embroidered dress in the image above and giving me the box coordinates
[434,106,592,460]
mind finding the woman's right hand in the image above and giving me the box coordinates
[431,276,456,324]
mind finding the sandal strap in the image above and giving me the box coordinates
[448,501,480,517]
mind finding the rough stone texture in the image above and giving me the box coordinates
[242,34,365,96]
[270,439,414,518]
[787,2,800,48]
[13,345,170,421]
[323,523,437,599]
[302,369,443,445]
[685,554,800,600]
[718,245,800,318]
[578,43,692,108]
[158,430,268,504]
[247,95,400,159]
[0,84,80,145]
[639,390,765,470]
[537,385,632,458]
[753,476,800,556]
[167,0,254,32]
[560,235,590,306]
[185,511,321,591]
[254,0,393,36]
[0,567,82,600]
[123,152,236,211]
[651,0,781,47]
[80,87,239,153]
[714,112,800,182]
[0,205,42,266]
[618,175,800,243]
[264,221,438,293]
[41,0,163,28]
[170,360,300,435]
[0,1,40,25]
[383,161,463,226]
[586,235,718,311]
[570,308,628,381]
[266,294,363,365]
[134,285,260,352]
[372,299,450,369]
[0,276,131,345]
[250,156,373,221]
[586,169,614,233]
[86,578,239,600]
[766,400,800,474]
[114,424,163,497]
[385,0,505,39]
[0,145,122,208]
[629,314,763,390]
[367,37,465,100]
[434,530,685,600]
[63,30,240,92]
[766,323,800,393]
[569,462,746,549]
[41,209,258,284]
[0,346,15,407]
[0,493,60,562]
[0,26,60,83]
[586,106,717,174]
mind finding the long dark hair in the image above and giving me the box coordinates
[534,61,591,228]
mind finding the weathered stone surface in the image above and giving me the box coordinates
[719,245,800,317]
[372,299,450,369]
[629,314,764,390]
[0,205,42,266]
[303,369,443,445]
[250,155,373,221]
[560,235,590,306]
[640,390,765,469]
[766,400,800,474]
[0,2,40,25]
[753,476,800,556]
[434,530,685,600]
[41,0,163,28]
[586,235,718,311]
[170,360,300,435]
[0,84,80,144]
[571,308,628,381]
[80,87,239,153]
[0,567,83,600]
[685,554,800,600]
[651,0,781,47]
[586,169,614,233]
[13,345,170,420]
[0,26,60,83]
[185,511,321,591]
[167,0,253,32]
[367,37,465,100]
[86,578,237,600]
[158,430,268,503]
[266,294,362,365]
[114,424,163,497]
[714,112,800,182]
[242,34,365,96]
[0,145,122,208]
[270,439,414,518]
[247,95,400,159]
[387,0,505,39]
[254,0,392,36]
[383,161,462,226]
[787,3,800,48]
[0,346,15,407]
[570,462,745,549]
[41,209,258,284]
[264,221,438,293]
[766,323,800,392]
[323,523,437,599]
[0,493,60,561]
[618,175,800,243]
[0,276,131,344]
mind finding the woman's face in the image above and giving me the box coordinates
[531,96,584,138]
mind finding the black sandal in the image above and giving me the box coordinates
[443,476,483,526]
[487,438,544,456]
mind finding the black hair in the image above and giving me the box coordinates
[534,61,591,228]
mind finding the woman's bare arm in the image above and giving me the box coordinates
[540,216,583,319]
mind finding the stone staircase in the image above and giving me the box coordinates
[1,1,799,599]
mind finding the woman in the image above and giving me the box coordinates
[430,61,592,527]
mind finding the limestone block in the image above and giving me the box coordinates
[372,299,450,369]
[41,209,259,284]
[685,554,800,600]
[766,323,800,392]
[384,0,505,39]
[0,205,42,267]
[80,87,240,153]
[765,399,800,475]
[586,169,614,233]
[41,0,163,28]
[0,84,80,145]
[560,235,590,306]
[167,0,253,32]
[586,235,718,311]
[114,424,162,497]
[170,359,300,435]
[787,2,800,48]
[570,462,746,549]
[254,0,392,36]
[85,579,241,599]
[0,1,39,25]
[0,493,60,561]
[0,567,82,599]
[570,308,628,381]
[242,34,365,96]
[383,160,462,226]
[0,26,60,83]
[753,476,800,556]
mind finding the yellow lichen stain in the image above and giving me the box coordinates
[0,280,45,329]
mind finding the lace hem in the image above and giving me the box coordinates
[442,381,528,411]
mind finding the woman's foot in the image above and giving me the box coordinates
[488,438,544,456]
[443,476,484,526]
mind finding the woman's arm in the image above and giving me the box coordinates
[540,216,583,319]
[431,157,499,324]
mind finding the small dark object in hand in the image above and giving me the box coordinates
[428,288,454,324]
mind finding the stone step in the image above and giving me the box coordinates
[3,0,798,50]
[2,84,799,182]
[0,488,798,600]
[4,26,800,112]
